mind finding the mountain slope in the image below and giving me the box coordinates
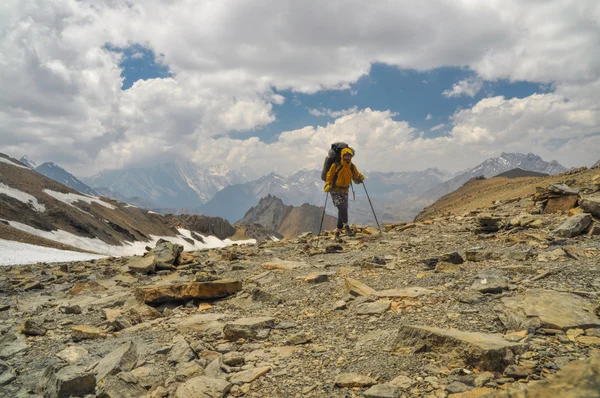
[0,153,255,256]
[83,160,246,209]
[19,155,37,169]
[237,194,337,238]
[416,152,567,206]
[35,162,98,196]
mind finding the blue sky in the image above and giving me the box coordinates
[118,49,550,142]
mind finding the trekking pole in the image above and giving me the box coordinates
[316,192,329,247]
[362,182,382,234]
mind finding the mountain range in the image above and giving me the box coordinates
[82,160,247,209]
[414,152,568,208]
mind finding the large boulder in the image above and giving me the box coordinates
[485,354,600,398]
[554,213,592,237]
[579,195,600,218]
[135,280,242,304]
[175,376,232,398]
[393,325,521,371]
[37,364,96,398]
[95,341,138,381]
[223,317,276,341]
[500,290,600,330]
[151,239,184,265]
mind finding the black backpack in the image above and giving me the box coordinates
[320,142,355,181]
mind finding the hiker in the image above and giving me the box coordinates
[324,147,364,237]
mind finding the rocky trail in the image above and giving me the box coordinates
[1,185,600,397]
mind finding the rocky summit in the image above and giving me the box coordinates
[1,174,600,398]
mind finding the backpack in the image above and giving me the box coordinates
[320,142,355,181]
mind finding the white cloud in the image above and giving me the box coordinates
[425,113,432,120]
[0,0,598,175]
[130,51,144,59]
[430,123,445,132]
[309,106,359,118]
[443,78,483,98]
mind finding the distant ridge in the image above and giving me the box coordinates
[494,168,549,179]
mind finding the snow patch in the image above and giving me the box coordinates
[0,239,106,266]
[43,189,115,210]
[0,157,29,169]
[0,183,46,212]
[270,236,280,242]
[5,221,256,259]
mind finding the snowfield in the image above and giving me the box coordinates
[0,183,46,212]
[43,189,116,210]
[1,222,256,266]
[0,239,106,266]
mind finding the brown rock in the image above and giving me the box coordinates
[344,278,377,297]
[229,366,271,384]
[69,281,107,296]
[334,372,377,387]
[263,258,308,270]
[71,325,107,341]
[544,195,578,213]
[135,279,242,304]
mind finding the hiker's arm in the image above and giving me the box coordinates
[352,165,365,183]
[325,164,336,184]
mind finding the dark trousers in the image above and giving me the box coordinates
[331,191,349,229]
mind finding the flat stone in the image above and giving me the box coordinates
[284,332,312,345]
[503,330,528,343]
[504,364,533,379]
[344,278,377,296]
[554,213,592,237]
[333,300,347,310]
[450,387,495,398]
[37,364,96,398]
[0,360,16,386]
[485,354,600,398]
[471,269,508,294]
[222,352,245,366]
[0,332,28,359]
[95,341,138,381]
[304,272,329,284]
[71,325,107,341]
[363,383,400,398]
[576,336,600,346]
[500,290,600,330]
[96,374,147,398]
[465,248,501,262]
[446,381,470,393]
[59,304,82,314]
[334,372,377,387]
[356,301,391,315]
[435,262,461,273]
[175,313,227,336]
[176,361,204,380]
[69,281,107,296]
[223,317,276,341]
[545,195,579,214]
[131,365,164,389]
[229,366,271,384]
[578,195,600,218]
[57,346,89,363]
[375,286,436,298]
[175,376,232,398]
[389,375,413,389]
[126,255,156,274]
[168,336,196,364]
[394,325,521,371]
[263,258,308,270]
[135,279,242,304]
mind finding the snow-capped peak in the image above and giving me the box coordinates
[19,155,37,169]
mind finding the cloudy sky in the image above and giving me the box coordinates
[1,0,599,177]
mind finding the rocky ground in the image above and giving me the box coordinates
[1,190,600,397]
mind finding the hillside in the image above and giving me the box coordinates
[415,166,597,221]
[0,154,255,260]
[1,177,599,397]
[237,194,337,238]
[494,168,549,178]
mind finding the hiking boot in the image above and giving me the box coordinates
[333,228,342,239]
[344,225,355,236]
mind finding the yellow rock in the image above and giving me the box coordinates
[135,279,242,304]
[569,207,583,217]
[72,325,107,340]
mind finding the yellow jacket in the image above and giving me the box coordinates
[325,148,363,194]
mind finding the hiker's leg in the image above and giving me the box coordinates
[338,200,348,227]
